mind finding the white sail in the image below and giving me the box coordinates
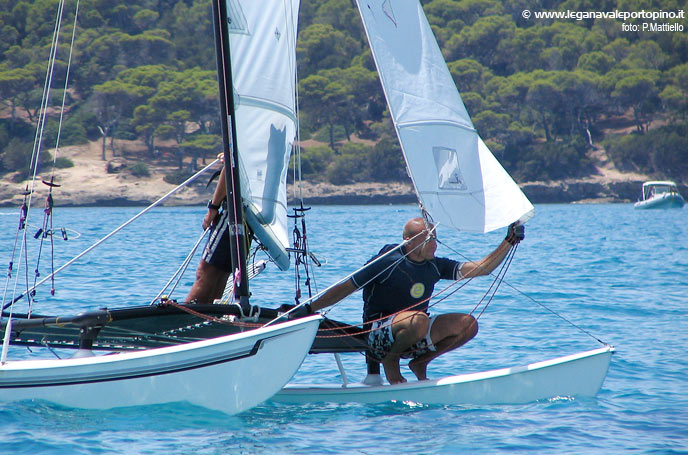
[356,0,534,233]
[228,0,299,269]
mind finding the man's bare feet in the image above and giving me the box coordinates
[382,357,407,384]
[408,358,429,381]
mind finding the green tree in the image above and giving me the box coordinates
[577,51,615,74]
[612,73,660,132]
[551,70,602,144]
[294,145,335,180]
[314,0,365,42]
[299,71,355,149]
[92,77,154,159]
[368,138,408,182]
[0,66,37,124]
[326,142,369,184]
[447,58,493,94]
[297,23,360,76]
[525,78,561,142]
[620,40,668,70]
[446,15,516,75]
[180,134,221,172]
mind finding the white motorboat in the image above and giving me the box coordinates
[634,181,685,209]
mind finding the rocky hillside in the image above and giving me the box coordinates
[0,139,680,208]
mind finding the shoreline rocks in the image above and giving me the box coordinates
[0,178,672,208]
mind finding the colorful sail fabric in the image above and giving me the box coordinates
[356,0,534,233]
[228,0,299,269]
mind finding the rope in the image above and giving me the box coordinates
[50,0,80,169]
[437,238,610,346]
[0,194,30,324]
[317,243,520,360]
[1,0,72,361]
[286,0,304,206]
[266,228,432,325]
[148,228,211,306]
[165,300,262,330]
[3,159,221,311]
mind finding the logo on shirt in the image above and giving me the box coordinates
[410,283,425,299]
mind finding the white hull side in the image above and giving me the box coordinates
[634,193,685,209]
[0,315,321,414]
[274,346,613,405]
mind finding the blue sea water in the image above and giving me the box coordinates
[0,203,686,454]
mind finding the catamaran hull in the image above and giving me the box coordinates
[0,315,321,414]
[274,346,613,405]
[634,193,685,209]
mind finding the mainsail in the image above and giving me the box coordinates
[356,0,534,233]
[227,0,299,269]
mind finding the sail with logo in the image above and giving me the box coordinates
[357,0,534,233]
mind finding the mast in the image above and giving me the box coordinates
[211,0,251,312]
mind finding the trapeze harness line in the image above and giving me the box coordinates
[2,160,221,311]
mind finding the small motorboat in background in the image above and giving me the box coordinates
[634,181,685,209]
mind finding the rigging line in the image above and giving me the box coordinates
[12,0,65,310]
[165,300,262,329]
[268,228,434,325]
[314,254,493,339]
[316,236,522,336]
[2,1,67,361]
[473,245,517,320]
[28,0,65,195]
[3,160,221,311]
[28,323,208,348]
[87,324,217,345]
[148,227,210,306]
[314,261,477,338]
[465,243,515,318]
[31,0,72,294]
[318,232,518,333]
[50,0,80,168]
[29,190,59,315]
[0,198,30,323]
[213,0,244,300]
[438,238,609,345]
[285,0,304,205]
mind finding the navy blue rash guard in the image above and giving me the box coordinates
[351,244,463,322]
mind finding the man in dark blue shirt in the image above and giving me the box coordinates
[309,217,524,384]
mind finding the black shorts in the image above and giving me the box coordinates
[202,208,232,272]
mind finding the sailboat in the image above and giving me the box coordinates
[0,0,321,415]
[274,0,614,405]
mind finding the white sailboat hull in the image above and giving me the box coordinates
[274,346,613,405]
[0,315,321,414]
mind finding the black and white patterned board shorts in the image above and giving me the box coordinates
[367,314,438,361]
[202,208,232,272]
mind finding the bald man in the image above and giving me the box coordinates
[308,217,524,384]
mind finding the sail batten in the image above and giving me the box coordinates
[357,0,534,233]
[397,120,476,133]
[236,96,298,124]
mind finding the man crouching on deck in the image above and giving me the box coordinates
[303,217,524,385]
